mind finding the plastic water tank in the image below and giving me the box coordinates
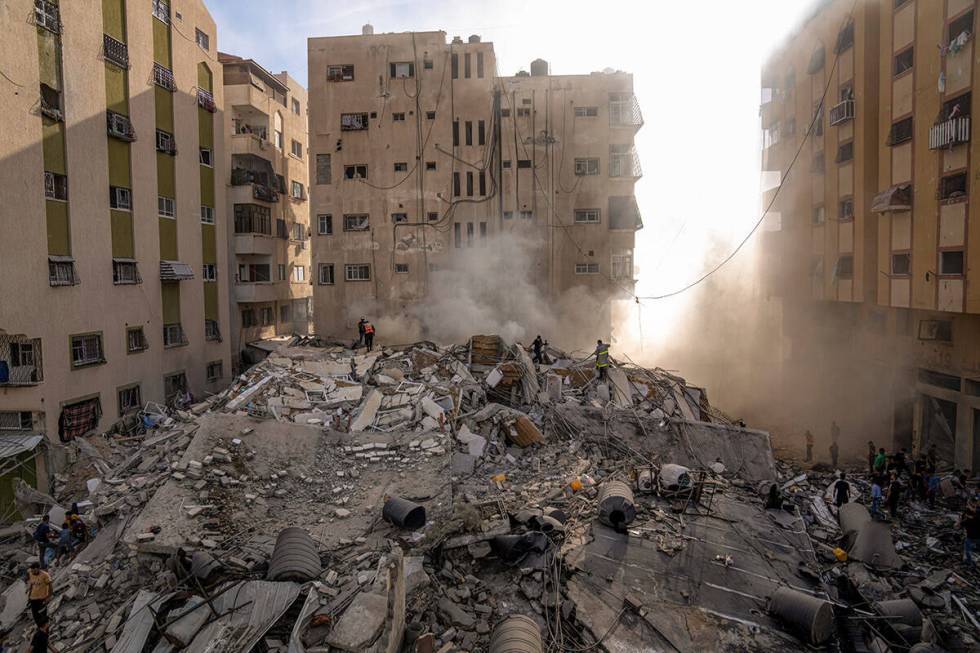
[490,615,542,653]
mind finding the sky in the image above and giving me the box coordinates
[209,0,815,347]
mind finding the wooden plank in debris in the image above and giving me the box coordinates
[508,416,543,447]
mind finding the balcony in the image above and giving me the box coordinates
[107,110,136,141]
[153,63,176,92]
[234,233,276,256]
[229,132,272,159]
[197,88,216,113]
[829,99,854,126]
[0,334,43,386]
[609,145,642,179]
[235,281,281,303]
[609,93,643,129]
[929,117,970,150]
[225,83,270,116]
[103,34,129,68]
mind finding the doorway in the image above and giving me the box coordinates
[921,396,956,468]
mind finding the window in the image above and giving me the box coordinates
[835,20,854,54]
[424,58,433,70]
[292,98,301,115]
[151,0,169,23]
[318,214,333,235]
[812,151,825,173]
[204,319,220,342]
[200,205,215,224]
[575,263,600,275]
[477,51,485,78]
[112,260,140,284]
[453,120,460,146]
[164,372,187,402]
[106,110,136,141]
[0,411,33,432]
[290,140,302,158]
[394,162,408,172]
[102,33,129,69]
[49,258,76,286]
[466,172,474,196]
[612,253,633,280]
[948,10,974,43]
[70,333,104,367]
[39,83,62,121]
[206,361,222,382]
[316,153,332,184]
[291,181,304,199]
[466,222,474,246]
[194,27,209,51]
[465,121,473,146]
[453,172,461,196]
[327,64,355,81]
[155,129,175,154]
[465,52,472,78]
[887,117,913,145]
[293,266,306,282]
[163,324,186,347]
[478,120,486,145]
[479,221,487,244]
[517,107,531,117]
[894,47,913,76]
[479,171,486,196]
[891,252,911,275]
[574,158,599,176]
[341,113,369,130]
[940,250,965,275]
[44,171,68,200]
[202,264,217,281]
[344,164,368,179]
[155,199,178,222]
[517,160,532,169]
[392,112,406,122]
[839,197,854,221]
[344,264,371,281]
[343,214,370,231]
[836,141,854,164]
[390,62,414,78]
[280,305,291,323]
[197,147,212,167]
[574,209,600,224]
[277,263,286,280]
[241,264,270,283]
[127,327,147,353]
[427,212,439,222]
[503,211,513,220]
[109,186,132,210]
[118,385,142,416]
[34,0,60,33]
[501,108,511,117]
[812,205,825,225]
[392,213,408,223]
[813,103,824,137]
[426,161,436,171]
[502,160,511,169]
[520,210,533,220]
[318,263,335,285]
[940,172,968,201]
[242,308,257,328]
[426,111,436,120]
[943,92,971,120]
[152,63,176,91]
[233,203,272,234]
[451,52,459,79]
[274,112,283,149]
[395,263,409,273]
[835,255,854,279]
[574,106,599,117]
[454,223,461,248]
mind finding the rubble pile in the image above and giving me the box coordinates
[0,335,977,652]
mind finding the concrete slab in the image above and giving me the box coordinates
[326,591,387,651]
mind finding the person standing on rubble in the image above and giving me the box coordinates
[362,320,376,352]
[871,477,884,519]
[959,500,979,567]
[833,472,850,508]
[30,619,57,653]
[868,441,877,475]
[592,340,610,382]
[886,472,903,519]
[531,335,545,365]
[356,317,367,348]
[874,447,888,474]
[804,430,814,462]
[32,515,53,570]
[25,563,52,626]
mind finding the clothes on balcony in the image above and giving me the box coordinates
[58,399,101,442]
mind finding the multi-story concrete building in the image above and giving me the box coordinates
[307,29,643,342]
[760,0,980,470]
[218,53,312,369]
[0,0,231,457]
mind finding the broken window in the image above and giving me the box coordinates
[35,0,60,33]
[426,161,436,171]
[894,46,913,76]
[393,112,406,122]
[835,20,854,54]
[811,151,825,173]
[70,333,104,367]
[479,222,487,244]
[344,164,368,180]
[426,111,436,120]
[44,171,68,200]
[939,171,968,201]
[242,309,257,328]
[318,214,333,235]
[316,154,332,184]
[39,83,62,121]
[341,113,368,131]
[164,372,187,402]
[106,110,136,141]
[948,10,974,44]
[574,158,599,176]
[919,320,953,342]
[206,361,222,382]
[466,222,474,247]
[940,249,965,275]
[427,212,439,222]
[118,385,141,416]
[392,213,408,223]
[575,263,599,275]
[891,252,911,275]
[343,214,370,231]
[611,252,633,280]
[151,0,169,23]
[835,255,854,279]
[454,223,461,248]
[234,204,271,234]
[807,45,825,74]
[344,264,371,281]
[887,117,913,146]
[943,92,971,120]
[813,103,824,137]
[839,197,854,221]
[0,411,33,431]
[574,209,600,224]
[517,160,531,169]
[327,64,354,81]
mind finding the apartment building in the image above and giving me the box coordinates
[761,0,980,470]
[0,0,231,455]
[307,29,643,341]
[219,53,312,369]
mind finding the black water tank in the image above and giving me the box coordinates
[530,59,548,76]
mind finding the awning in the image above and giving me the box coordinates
[160,260,194,281]
[0,435,43,460]
[47,255,74,263]
[871,184,912,213]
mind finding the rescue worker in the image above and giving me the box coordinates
[804,430,814,462]
[593,340,610,382]
[833,472,850,508]
[363,320,375,352]
[356,317,367,348]
[531,336,545,365]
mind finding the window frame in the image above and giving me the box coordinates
[939,249,965,276]
[317,214,333,235]
[202,263,217,282]
[199,147,213,167]
[890,251,911,276]
[158,196,176,218]
[893,46,914,77]
[342,214,370,232]
[574,158,600,176]
[318,263,335,285]
[574,263,600,275]
[574,209,601,224]
[109,186,132,211]
[200,205,215,224]
[70,332,105,368]
[194,27,209,51]
[327,64,355,82]
[344,263,371,282]
[206,360,223,382]
[126,327,147,354]
[118,384,142,416]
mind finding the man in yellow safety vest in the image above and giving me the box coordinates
[593,340,610,381]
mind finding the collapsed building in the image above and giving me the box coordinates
[0,336,977,652]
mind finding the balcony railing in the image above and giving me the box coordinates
[34,0,60,34]
[609,147,643,179]
[107,110,136,141]
[153,63,176,92]
[253,184,278,203]
[197,88,216,113]
[929,117,971,150]
[609,94,643,128]
[829,99,854,126]
[103,34,129,68]
[0,335,43,386]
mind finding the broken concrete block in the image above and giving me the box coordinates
[325,591,387,652]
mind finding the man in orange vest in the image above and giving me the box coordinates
[363,320,376,351]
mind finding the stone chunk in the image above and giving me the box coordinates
[325,591,387,652]
[438,597,475,629]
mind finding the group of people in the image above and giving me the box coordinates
[355,317,376,352]
[803,420,842,466]
[32,508,88,571]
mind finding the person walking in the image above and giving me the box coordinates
[30,620,58,653]
[531,336,545,365]
[356,317,367,348]
[959,501,980,567]
[833,472,850,508]
[867,441,876,475]
[32,516,53,570]
[871,478,884,519]
[874,448,888,474]
[886,472,903,519]
[592,340,610,382]
[25,563,52,626]
[362,320,375,352]
[804,430,814,463]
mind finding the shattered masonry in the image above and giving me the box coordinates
[0,334,978,652]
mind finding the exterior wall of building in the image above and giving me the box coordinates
[0,0,231,443]
[762,0,980,471]
[221,56,311,368]
[307,31,642,342]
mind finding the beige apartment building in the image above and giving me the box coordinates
[0,0,231,484]
[761,0,980,470]
[307,29,643,342]
[219,53,312,370]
